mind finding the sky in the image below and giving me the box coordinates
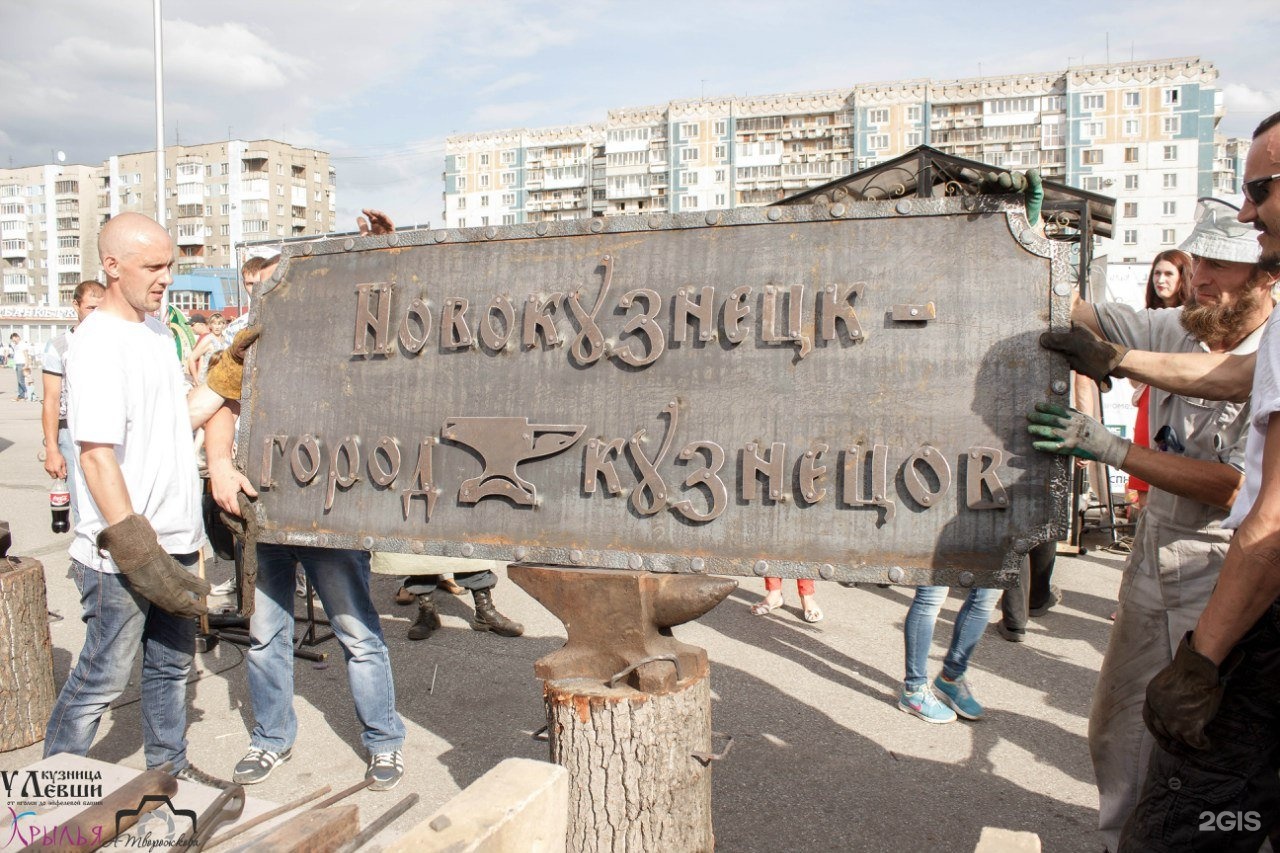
[2,0,1277,229]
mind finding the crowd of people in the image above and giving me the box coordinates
[20,112,1280,850]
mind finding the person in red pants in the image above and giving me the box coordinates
[751,577,822,623]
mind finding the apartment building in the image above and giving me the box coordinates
[443,57,1240,266]
[0,139,337,307]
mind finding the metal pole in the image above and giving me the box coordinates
[153,0,166,230]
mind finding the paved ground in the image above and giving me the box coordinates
[0,367,1124,851]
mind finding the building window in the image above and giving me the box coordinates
[501,149,516,165]
[713,144,727,160]
[502,214,516,225]
[1125,174,1140,190]
[714,169,726,183]
[1161,228,1176,245]
[867,108,889,124]
[680,194,698,209]
[1043,95,1064,111]
[1083,121,1105,138]
[1082,94,1105,110]
[1124,91,1140,108]
[1123,119,1140,136]
[681,148,699,162]
[456,155,467,169]
[906,106,921,121]
[1163,116,1181,135]
[1123,202,1138,218]
[790,117,804,129]
[906,132,922,147]
[479,195,489,207]
[479,174,490,189]
[1163,201,1177,216]
[681,123,700,139]
[1082,149,1103,165]
[868,134,889,150]
[715,193,727,206]
[714,120,727,136]
[457,195,466,209]
[1162,88,1180,106]
[1124,147,1139,163]
[501,193,516,206]
[1163,173,1178,189]
[1123,229,1138,245]
[1163,144,1178,161]
[684,171,698,185]
[479,154,489,167]
[1081,177,1105,191]
[501,171,515,187]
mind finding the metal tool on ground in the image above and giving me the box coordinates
[204,785,332,850]
[333,793,419,853]
[310,777,374,810]
[178,782,245,851]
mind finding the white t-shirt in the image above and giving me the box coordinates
[11,340,28,366]
[1225,310,1280,529]
[65,311,205,572]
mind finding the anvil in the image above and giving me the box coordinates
[443,417,585,506]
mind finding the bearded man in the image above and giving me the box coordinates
[1026,197,1275,852]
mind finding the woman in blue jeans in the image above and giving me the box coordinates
[899,585,1000,724]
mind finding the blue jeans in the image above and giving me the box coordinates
[403,570,495,595]
[15,364,27,399]
[903,585,999,690]
[248,545,405,756]
[45,557,198,770]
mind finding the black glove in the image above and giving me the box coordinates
[1039,326,1127,392]
[96,514,209,618]
[1143,632,1239,753]
[206,325,261,400]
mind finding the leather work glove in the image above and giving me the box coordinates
[96,514,210,618]
[206,325,261,400]
[1027,402,1131,467]
[1143,632,1241,753]
[980,168,1043,226]
[1039,326,1127,392]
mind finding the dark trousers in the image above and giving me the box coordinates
[402,571,496,596]
[1119,599,1280,852]
[1000,540,1056,630]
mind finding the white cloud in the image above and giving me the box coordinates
[166,20,313,90]
[1223,83,1280,117]
[478,71,538,97]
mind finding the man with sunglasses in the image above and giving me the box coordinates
[1030,195,1274,852]
[1042,110,1280,851]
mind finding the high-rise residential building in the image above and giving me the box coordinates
[0,138,337,307]
[442,57,1240,266]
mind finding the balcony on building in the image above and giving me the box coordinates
[176,227,203,247]
[241,178,269,199]
[56,217,80,232]
[1,240,28,261]
[55,179,80,196]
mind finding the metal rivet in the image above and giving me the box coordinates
[920,495,931,504]
[690,557,705,573]
[300,243,314,256]
[1052,380,1069,394]
[958,571,975,587]
[514,546,529,560]
[386,233,399,246]
[1053,283,1071,297]
[705,212,720,226]
[411,541,425,554]
[589,219,604,233]
[910,307,919,317]
[895,200,911,214]
[628,554,644,570]
[996,496,1008,505]
[830,203,846,217]
[485,227,497,240]
[318,535,329,547]
[819,564,835,580]
[767,208,782,221]
[361,536,374,549]
[570,549,585,564]
[535,223,549,236]
[1168,777,1182,791]
[753,560,769,576]
[648,216,662,229]
[888,566,905,583]
[434,231,447,243]
[343,238,355,251]
[461,543,474,557]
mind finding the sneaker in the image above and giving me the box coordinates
[210,578,238,596]
[996,621,1026,643]
[366,750,404,791]
[933,673,984,720]
[897,685,956,724]
[1028,585,1063,617]
[232,747,292,784]
[174,763,234,789]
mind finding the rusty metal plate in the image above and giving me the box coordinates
[237,198,1072,586]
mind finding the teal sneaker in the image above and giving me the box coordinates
[933,673,984,720]
[897,685,957,724]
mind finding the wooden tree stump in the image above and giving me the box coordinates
[547,674,713,853]
[0,556,57,751]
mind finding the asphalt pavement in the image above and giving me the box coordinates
[0,367,1122,852]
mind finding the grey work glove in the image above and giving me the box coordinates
[96,514,209,618]
[1143,632,1241,753]
[1039,326,1127,392]
[206,325,260,401]
[1027,402,1130,467]
[980,168,1043,226]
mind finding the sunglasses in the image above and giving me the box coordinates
[1243,173,1280,206]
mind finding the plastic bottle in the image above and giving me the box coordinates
[50,478,70,533]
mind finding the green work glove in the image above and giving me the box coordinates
[980,169,1043,226]
[206,325,260,401]
[97,514,210,618]
[1039,326,1127,392]
[1027,402,1130,467]
[1143,632,1240,753]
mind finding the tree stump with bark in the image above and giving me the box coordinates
[547,675,713,853]
[0,555,57,751]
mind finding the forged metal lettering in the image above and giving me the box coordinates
[402,439,437,520]
[291,435,322,484]
[742,441,786,502]
[352,282,393,356]
[398,297,432,353]
[479,295,516,351]
[842,443,896,520]
[673,286,716,344]
[566,255,612,365]
[523,292,564,349]
[904,445,951,509]
[722,285,753,344]
[611,288,665,368]
[673,441,728,522]
[820,283,865,343]
[583,437,625,495]
[799,443,829,504]
[441,298,473,349]
[325,436,361,512]
[369,437,402,487]
[627,401,679,516]
[259,435,288,489]
[966,446,1009,509]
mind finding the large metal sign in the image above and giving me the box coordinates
[237,197,1072,586]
